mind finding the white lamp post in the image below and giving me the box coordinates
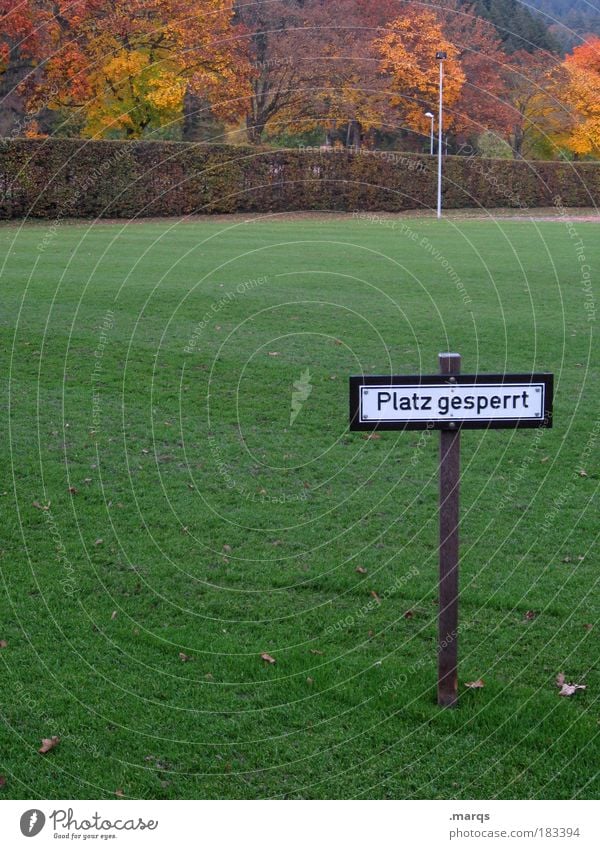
[425,111,434,155]
[435,50,447,220]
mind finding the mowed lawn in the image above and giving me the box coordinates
[0,213,598,800]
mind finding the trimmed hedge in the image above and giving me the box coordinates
[0,137,598,219]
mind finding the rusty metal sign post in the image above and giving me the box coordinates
[349,354,553,707]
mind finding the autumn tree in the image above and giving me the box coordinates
[236,0,326,144]
[561,37,600,157]
[501,49,570,157]
[28,0,250,138]
[0,0,39,134]
[375,6,466,142]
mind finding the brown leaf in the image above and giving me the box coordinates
[115,788,124,797]
[309,649,323,655]
[355,566,367,574]
[178,652,192,662]
[38,736,60,754]
[363,433,381,440]
[465,679,485,689]
[306,677,314,685]
[370,591,381,604]
[404,610,414,619]
[94,538,103,546]
[32,500,49,511]
[555,672,586,696]
[583,624,593,631]
[222,544,232,554]
[111,611,117,620]
[558,682,586,697]
[68,486,78,494]
[0,775,6,788]
[0,640,7,649]
[524,610,537,620]
[578,469,588,477]
[260,653,276,664]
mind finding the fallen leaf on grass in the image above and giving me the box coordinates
[94,538,103,546]
[355,566,368,575]
[0,640,7,649]
[363,433,381,440]
[306,677,314,685]
[524,610,537,620]
[0,775,6,788]
[68,486,78,494]
[111,611,117,620]
[370,591,381,604]
[179,652,192,662]
[310,649,323,655]
[268,352,280,357]
[39,736,60,754]
[115,789,124,797]
[583,624,593,631]
[404,610,414,619]
[465,679,485,689]
[260,653,276,664]
[32,501,49,511]
[578,469,588,477]
[556,673,586,697]
[222,544,232,554]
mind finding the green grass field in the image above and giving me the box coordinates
[1,213,598,800]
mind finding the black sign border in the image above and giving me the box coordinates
[349,373,553,431]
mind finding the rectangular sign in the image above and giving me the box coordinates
[349,373,553,430]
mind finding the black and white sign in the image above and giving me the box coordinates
[349,373,553,430]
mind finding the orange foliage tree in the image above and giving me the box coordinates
[374,6,466,142]
[561,37,600,157]
[27,0,250,138]
[501,50,570,158]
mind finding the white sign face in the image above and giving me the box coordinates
[359,383,546,424]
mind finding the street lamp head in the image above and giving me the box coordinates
[436,50,448,60]
[425,112,434,119]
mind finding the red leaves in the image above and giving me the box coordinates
[556,673,586,697]
[465,679,485,689]
[260,653,276,664]
[38,736,60,754]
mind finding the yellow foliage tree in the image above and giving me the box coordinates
[375,7,465,139]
